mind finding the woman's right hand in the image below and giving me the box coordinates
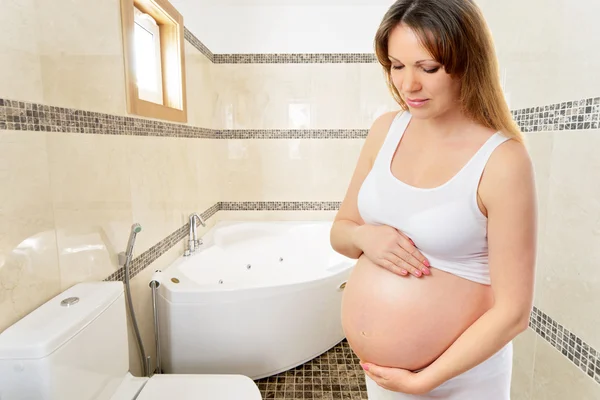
[352,224,431,277]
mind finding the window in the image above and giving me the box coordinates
[134,8,163,104]
[120,0,187,122]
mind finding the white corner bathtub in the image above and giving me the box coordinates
[155,220,355,379]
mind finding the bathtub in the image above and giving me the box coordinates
[155,220,356,379]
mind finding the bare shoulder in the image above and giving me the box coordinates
[371,110,402,130]
[485,138,533,180]
[479,138,536,206]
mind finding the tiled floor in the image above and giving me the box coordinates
[253,339,369,399]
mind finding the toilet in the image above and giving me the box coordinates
[0,281,263,400]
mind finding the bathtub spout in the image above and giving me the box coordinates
[185,213,207,256]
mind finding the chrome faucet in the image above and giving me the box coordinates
[185,213,206,256]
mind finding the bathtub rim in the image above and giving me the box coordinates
[152,220,356,303]
[154,256,355,303]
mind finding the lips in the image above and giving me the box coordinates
[405,98,429,108]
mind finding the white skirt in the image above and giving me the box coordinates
[364,341,513,400]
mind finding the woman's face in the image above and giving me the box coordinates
[388,24,462,119]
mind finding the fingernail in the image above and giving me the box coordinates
[422,268,430,275]
[415,270,422,277]
[409,238,415,245]
[361,363,370,371]
[401,270,408,275]
[424,259,430,267]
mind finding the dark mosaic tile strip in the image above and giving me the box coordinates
[184,27,214,62]
[0,97,365,139]
[220,201,342,211]
[184,32,370,66]
[104,203,219,282]
[0,98,217,138]
[530,306,600,385]
[221,129,368,140]
[213,53,378,64]
[253,339,369,400]
[512,97,600,132]
[183,26,375,64]
[4,96,600,139]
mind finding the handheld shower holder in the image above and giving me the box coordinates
[117,251,128,267]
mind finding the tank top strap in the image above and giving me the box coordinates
[461,132,511,191]
[373,110,411,167]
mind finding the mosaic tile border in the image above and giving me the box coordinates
[5,96,600,140]
[213,53,378,64]
[0,98,369,139]
[512,97,600,132]
[184,25,376,64]
[221,129,368,139]
[184,27,214,62]
[530,306,600,385]
[220,201,342,211]
[0,98,217,138]
[104,203,219,282]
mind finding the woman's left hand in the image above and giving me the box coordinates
[360,361,435,395]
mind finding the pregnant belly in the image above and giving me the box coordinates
[341,255,494,371]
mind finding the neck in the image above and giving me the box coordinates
[413,107,473,139]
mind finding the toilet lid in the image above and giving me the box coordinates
[136,374,262,400]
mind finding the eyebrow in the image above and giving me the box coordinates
[388,55,435,64]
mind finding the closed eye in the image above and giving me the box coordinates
[391,65,440,74]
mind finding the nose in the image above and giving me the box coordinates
[401,68,421,93]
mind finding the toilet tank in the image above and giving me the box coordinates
[0,282,130,400]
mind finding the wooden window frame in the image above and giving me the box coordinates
[120,0,187,123]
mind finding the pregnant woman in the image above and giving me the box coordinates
[330,0,537,399]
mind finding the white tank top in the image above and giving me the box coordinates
[357,111,510,285]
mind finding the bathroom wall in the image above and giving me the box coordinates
[170,0,392,54]
[0,0,223,376]
[214,62,398,222]
[169,1,401,221]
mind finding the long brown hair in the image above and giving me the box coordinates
[375,0,523,142]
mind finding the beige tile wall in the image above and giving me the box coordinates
[512,326,600,400]
[477,0,600,109]
[0,131,60,331]
[512,131,600,399]
[222,139,365,202]
[214,63,397,130]
[0,0,221,377]
[0,0,43,103]
[531,337,600,399]
[36,0,128,115]
[538,131,600,351]
[215,62,398,205]
[511,329,537,400]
